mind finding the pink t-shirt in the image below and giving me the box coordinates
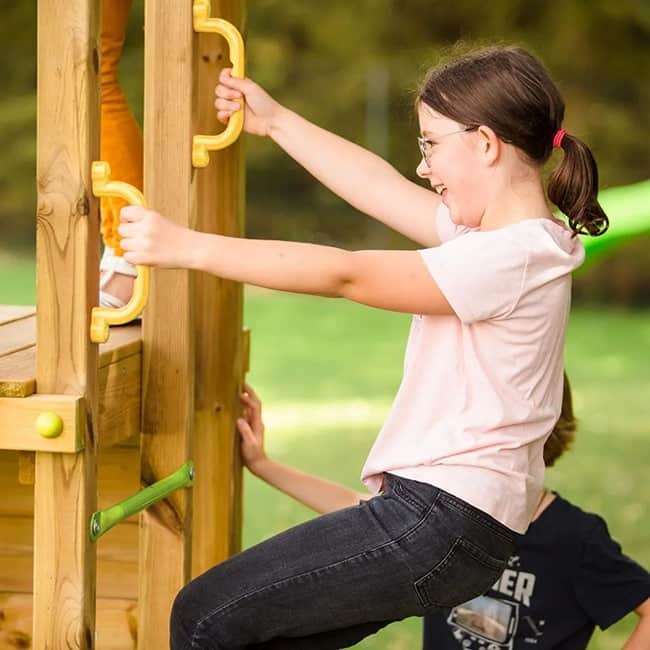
[361,205,585,533]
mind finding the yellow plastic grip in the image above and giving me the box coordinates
[90,161,150,343]
[192,0,245,168]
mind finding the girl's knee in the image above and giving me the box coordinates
[170,582,201,649]
[170,581,232,650]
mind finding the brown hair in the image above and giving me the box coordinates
[543,372,577,467]
[418,46,608,237]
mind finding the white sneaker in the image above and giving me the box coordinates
[99,247,138,310]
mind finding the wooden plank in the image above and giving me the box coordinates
[0,593,137,650]
[0,306,36,325]
[0,446,141,519]
[0,394,83,453]
[35,0,101,637]
[17,452,35,486]
[139,3,194,646]
[0,317,35,358]
[0,348,36,398]
[0,325,141,398]
[98,351,141,448]
[0,517,138,599]
[191,0,247,580]
[98,323,142,369]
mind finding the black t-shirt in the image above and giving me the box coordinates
[423,494,650,650]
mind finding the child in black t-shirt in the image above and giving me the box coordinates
[422,375,650,650]
[236,376,650,649]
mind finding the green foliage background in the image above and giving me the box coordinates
[1,0,648,301]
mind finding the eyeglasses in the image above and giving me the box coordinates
[417,127,477,167]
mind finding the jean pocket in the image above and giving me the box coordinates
[414,536,506,608]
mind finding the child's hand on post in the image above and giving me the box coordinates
[237,383,268,474]
[215,68,283,138]
[119,206,198,269]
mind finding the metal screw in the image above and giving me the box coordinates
[91,519,100,537]
[188,465,195,481]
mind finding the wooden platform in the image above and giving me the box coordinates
[0,305,142,448]
[0,306,142,648]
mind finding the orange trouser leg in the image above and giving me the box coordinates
[100,0,143,256]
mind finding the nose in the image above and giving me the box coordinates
[416,158,430,179]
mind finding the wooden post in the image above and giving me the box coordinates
[192,0,248,578]
[34,0,100,647]
[138,2,195,646]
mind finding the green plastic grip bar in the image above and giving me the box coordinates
[90,461,194,542]
[579,179,650,268]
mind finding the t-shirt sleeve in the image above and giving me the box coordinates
[573,516,650,630]
[418,228,528,324]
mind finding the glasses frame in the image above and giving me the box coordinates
[417,126,477,167]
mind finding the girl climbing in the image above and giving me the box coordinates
[118,46,607,649]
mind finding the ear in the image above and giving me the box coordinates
[476,125,500,165]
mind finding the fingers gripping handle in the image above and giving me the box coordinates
[192,0,245,167]
[91,161,150,343]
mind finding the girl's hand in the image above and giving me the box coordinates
[214,68,283,137]
[119,206,197,268]
[237,383,268,473]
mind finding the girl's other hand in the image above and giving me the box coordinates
[215,68,283,137]
[119,206,197,269]
[237,383,268,472]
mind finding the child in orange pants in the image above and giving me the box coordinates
[99,0,142,308]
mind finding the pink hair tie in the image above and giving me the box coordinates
[553,128,567,148]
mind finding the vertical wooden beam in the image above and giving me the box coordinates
[192,0,248,578]
[139,3,195,647]
[34,0,100,648]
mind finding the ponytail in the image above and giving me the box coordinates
[547,134,609,237]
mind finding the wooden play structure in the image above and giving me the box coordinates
[0,1,248,647]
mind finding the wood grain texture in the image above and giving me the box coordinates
[0,593,137,650]
[34,0,101,646]
[0,394,83,453]
[0,307,36,325]
[0,517,138,599]
[191,0,248,580]
[0,445,141,520]
[0,322,141,398]
[139,2,195,645]
[98,352,141,448]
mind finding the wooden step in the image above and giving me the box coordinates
[0,307,142,447]
[0,306,142,397]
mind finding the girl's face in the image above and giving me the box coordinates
[416,103,490,228]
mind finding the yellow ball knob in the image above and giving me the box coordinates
[35,412,64,439]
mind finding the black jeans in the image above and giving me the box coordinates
[170,474,515,649]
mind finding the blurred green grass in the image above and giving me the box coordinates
[1,251,648,649]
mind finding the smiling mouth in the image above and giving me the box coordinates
[432,184,447,196]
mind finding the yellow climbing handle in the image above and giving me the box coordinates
[90,161,150,343]
[192,0,245,168]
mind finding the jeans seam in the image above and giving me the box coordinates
[392,479,431,514]
[414,536,507,608]
[438,493,513,544]
[190,491,441,645]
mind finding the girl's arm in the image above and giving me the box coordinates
[623,598,650,650]
[215,69,442,247]
[119,210,455,317]
[237,384,370,514]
